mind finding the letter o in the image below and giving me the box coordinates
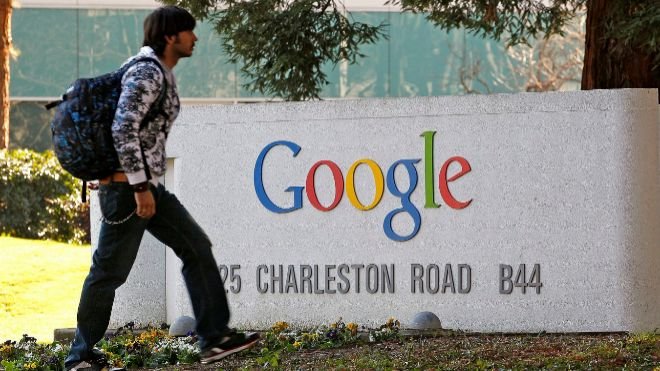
[306,160,344,211]
[346,159,384,211]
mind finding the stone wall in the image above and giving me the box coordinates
[91,89,660,332]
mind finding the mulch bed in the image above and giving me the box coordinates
[136,333,659,370]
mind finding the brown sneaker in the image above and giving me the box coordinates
[200,330,260,364]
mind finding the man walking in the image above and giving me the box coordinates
[65,6,258,370]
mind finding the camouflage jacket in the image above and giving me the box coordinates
[112,46,180,185]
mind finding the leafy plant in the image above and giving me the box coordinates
[97,324,200,368]
[161,0,386,101]
[261,318,367,353]
[368,316,401,343]
[391,0,586,47]
[601,1,660,69]
[0,149,89,244]
[0,335,68,371]
[255,347,281,368]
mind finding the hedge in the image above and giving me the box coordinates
[0,149,90,244]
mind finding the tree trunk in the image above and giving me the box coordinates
[0,0,11,149]
[582,0,660,101]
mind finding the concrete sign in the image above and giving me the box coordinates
[92,89,659,332]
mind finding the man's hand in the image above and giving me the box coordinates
[135,190,156,218]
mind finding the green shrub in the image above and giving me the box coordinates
[0,149,89,244]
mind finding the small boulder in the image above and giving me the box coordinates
[169,315,196,337]
[408,311,442,330]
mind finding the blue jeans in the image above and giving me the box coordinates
[65,182,230,367]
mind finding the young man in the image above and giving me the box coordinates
[65,6,258,370]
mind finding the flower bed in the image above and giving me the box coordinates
[0,319,400,370]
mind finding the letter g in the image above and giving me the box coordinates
[254,141,304,213]
[383,159,422,241]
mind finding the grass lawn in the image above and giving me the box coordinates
[0,236,90,343]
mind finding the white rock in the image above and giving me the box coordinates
[409,311,442,330]
[169,315,196,336]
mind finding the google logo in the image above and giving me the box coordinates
[254,131,473,242]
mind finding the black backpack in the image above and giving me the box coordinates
[47,57,168,201]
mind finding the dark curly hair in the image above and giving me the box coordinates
[143,5,196,56]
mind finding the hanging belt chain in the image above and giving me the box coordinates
[100,209,137,225]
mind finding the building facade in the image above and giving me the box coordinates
[10,0,576,149]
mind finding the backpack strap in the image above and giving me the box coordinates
[44,57,169,112]
[44,100,60,110]
[121,56,169,126]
